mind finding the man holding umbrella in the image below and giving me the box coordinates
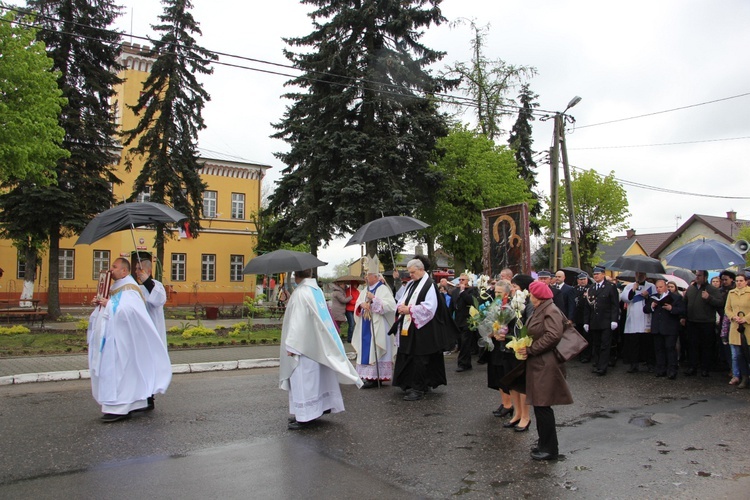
[280,268,364,429]
[681,270,723,377]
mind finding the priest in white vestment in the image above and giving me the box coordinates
[87,258,172,422]
[136,259,168,347]
[280,268,363,430]
[352,255,397,388]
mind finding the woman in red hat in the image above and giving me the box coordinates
[517,280,574,461]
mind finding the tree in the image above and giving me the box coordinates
[0,11,68,303]
[443,21,536,141]
[0,10,66,185]
[122,0,216,268]
[508,84,542,235]
[20,0,124,318]
[422,125,533,272]
[267,0,452,258]
[557,169,630,271]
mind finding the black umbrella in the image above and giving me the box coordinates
[611,255,666,274]
[243,250,327,275]
[345,216,429,247]
[614,270,666,282]
[665,267,696,283]
[560,266,585,285]
[76,202,188,246]
[663,238,746,271]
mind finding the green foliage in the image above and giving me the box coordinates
[508,84,542,235]
[0,11,67,185]
[56,313,75,322]
[182,326,215,338]
[167,325,183,334]
[425,126,533,270]
[0,325,32,336]
[267,0,453,255]
[554,169,630,271]
[75,319,89,332]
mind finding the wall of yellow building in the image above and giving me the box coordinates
[0,44,268,306]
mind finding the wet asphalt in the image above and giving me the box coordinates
[1,356,749,499]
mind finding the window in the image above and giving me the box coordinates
[201,254,216,281]
[171,253,186,281]
[230,255,244,282]
[59,249,75,280]
[136,185,151,203]
[203,190,217,218]
[92,251,110,279]
[17,249,25,279]
[231,193,245,219]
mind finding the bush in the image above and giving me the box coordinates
[181,331,193,339]
[183,326,215,337]
[168,326,183,335]
[56,313,75,322]
[76,319,89,332]
[0,325,31,335]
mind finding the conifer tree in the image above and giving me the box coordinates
[267,0,453,257]
[122,0,216,267]
[508,84,542,234]
[22,0,124,318]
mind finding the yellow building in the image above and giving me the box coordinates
[0,43,270,306]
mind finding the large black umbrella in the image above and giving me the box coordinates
[345,216,429,247]
[243,250,327,275]
[665,267,696,283]
[615,270,666,282]
[611,255,666,274]
[663,238,746,271]
[560,266,585,285]
[76,202,188,246]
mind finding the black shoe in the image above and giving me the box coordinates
[130,396,155,414]
[361,380,379,389]
[493,406,514,418]
[287,419,310,430]
[655,372,666,378]
[667,373,677,380]
[595,369,607,376]
[515,423,530,432]
[476,359,487,365]
[626,365,639,373]
[684,368,697,376]
[591,367,600,373]
[531,450,558,461]
[701,370,710,377]
[455,366,472,372]
[101,413,130,423]
[503,420,520,428]
[579,357,590,364]
[403,390,424,401]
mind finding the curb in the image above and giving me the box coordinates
[0,358,281,386]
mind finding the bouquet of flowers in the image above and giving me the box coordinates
[468,295,516,352]
[505,289,532,359]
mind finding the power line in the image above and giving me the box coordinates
[569,135,750,150]
[568,165,750,200]
[0,4,553,119]
[576,92,750,129]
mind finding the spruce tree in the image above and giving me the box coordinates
[508,84,542,235]
[267,0,452,257]
[122,0,216,267]
[23,0,124,318]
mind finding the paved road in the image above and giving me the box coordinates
[1,358,749,499]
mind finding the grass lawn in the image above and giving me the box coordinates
[0,326,284,357]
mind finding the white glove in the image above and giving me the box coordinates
[583,324,589,332]
[611,322,618,330]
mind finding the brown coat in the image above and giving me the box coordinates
[525,299,573,407]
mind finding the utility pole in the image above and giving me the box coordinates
[549,138,560,271]
[560,116,580,268]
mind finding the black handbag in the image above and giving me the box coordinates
[554,322,588,363]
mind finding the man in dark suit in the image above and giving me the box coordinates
[645,279,686,379]
[451,273,480,372]
[573,272,593,362]
[583,266,620,376]
[554,270,577,320]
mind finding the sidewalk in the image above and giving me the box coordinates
[0,316,356,384]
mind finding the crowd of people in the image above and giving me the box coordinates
[278,256,749,463]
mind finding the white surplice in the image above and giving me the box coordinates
[87,275,172,415]
[352,282,397,380]
[140,278,168,347]
[279,278,362,422]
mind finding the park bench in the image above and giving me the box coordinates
[0,299,47,327]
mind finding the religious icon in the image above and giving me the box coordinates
[97,270,113,302]
[482,203,531,277]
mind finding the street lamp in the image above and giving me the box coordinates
[549,96,582,270]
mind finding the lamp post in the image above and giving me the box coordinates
[549,96,582,270]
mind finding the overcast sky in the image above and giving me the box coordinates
[110,0,750,276]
